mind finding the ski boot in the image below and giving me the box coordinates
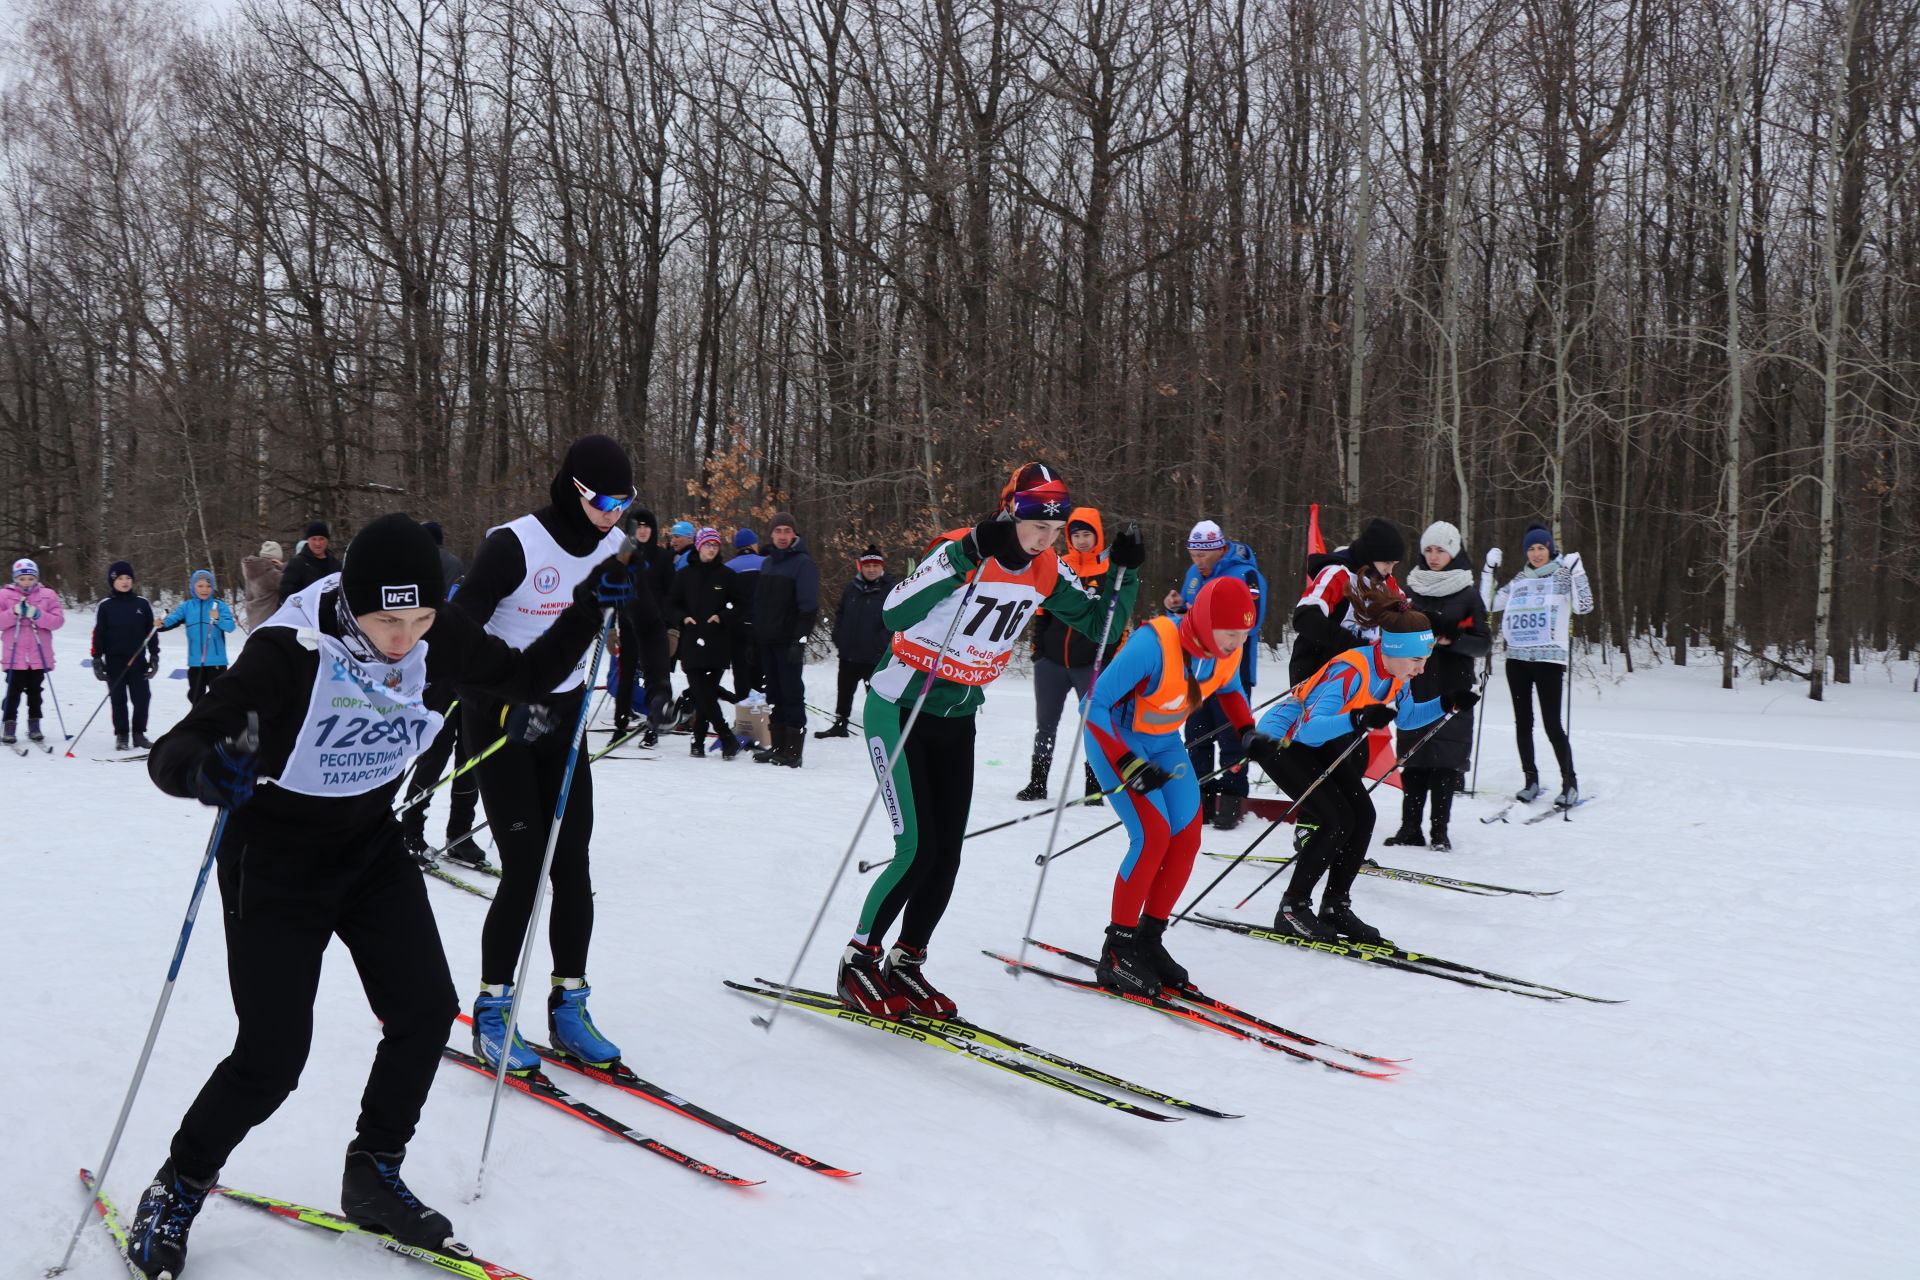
[718,730,740,760]
[1095,924,1162,997]
[341,1146,460,1251]
[836,941,907,1017]
[0,722,13,745]
[883,944,957,1018]
[28,719,45,743]
[1272,895,1335,941]
[115,733,130,751]
[1136,915,1189,990]
[1083,763,1104,807]
[639,723,659,749]
[814,716,851,739]
[128,1159,216,1280]
[1320,898,1390,946]
[1554,778,1580,808]
[1016,752,1050,801]
[443,837,488,871]
[470,985,540,1073]
[1515,772,1544,803]
[548,978,622,1066]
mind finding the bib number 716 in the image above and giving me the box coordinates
[962,594,1036,645]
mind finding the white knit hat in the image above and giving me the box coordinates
[1187,520,1227,551]
[1419,521,1462,558]
[260,541,283,559]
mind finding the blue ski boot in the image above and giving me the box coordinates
[128,1159,216,1279]
[548,978,622,1065]
[470,985,539,1073]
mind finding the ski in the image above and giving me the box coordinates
[76,1169,142,1280]
[209,1182,535,1279]
[422,864,493,899]
[1019,940,1403,1066]
[985,951,1398,1079]
[748,979,1239,1118]
[1523,796,1597,824]
[452,1013,857,1175]
[1203,851,1560,898]
[438,1047,763,1186]
[92,753,150,762]
[1480,798,1536,824]
[1188,914,1622,1002]
[723,980,1181,1121]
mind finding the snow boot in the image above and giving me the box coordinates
[752,724,782,763]
[718,730,740,760]
[1200,788,1218,825]
[1136,915,1190,990]
[133,732,154,750]
[1095,924,1163,997]
[340,1146,458,1251]
[779,725,805,768]
[1083,762,1104,806]
[1554,778,1580,808]
[689,737,707,758]
[1016,752,1050,802]
[115,733,130,751]
[836,941,907,1017]
[813,716,851,739]
[27,720,44,743]
[639,723,659,749]
[1272,895,1334,941]
[882,944,957,1018]
[1320,898,1390,946]
[548,978,622,1065]
[1515,772,1544,803]
[1212,793,1244,831]
[0,722,13,745]
[128,1159,216,1280]
[1383,785,1426,846]
[470,985,539,1073]
[1428,774,1456,851]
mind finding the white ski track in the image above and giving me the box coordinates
[10,616,1916,1278]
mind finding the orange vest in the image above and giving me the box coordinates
[1128,616,1238,735]
[1282,647,1405,741]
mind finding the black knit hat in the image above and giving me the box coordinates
[630,507,657,531]
[420,520,444,546]
[1347,518,1406,567]
[304,520,330,539]
[107,560,134,584]
[341,513,445,615]
[857,545,884,564]
[548,434,634,509]
[770,512,797,532]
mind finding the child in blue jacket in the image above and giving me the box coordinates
[161,569,238,703]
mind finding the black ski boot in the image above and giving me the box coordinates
[1095,924,1162,997]
[115,733,130,751]
[341,1146,460,1251]
[1320,898,1390,946]
[883,944,956,1018]
[1554,777,1580,808]
[444,836,488,871]
[128,1160,216,1279]
[133,731,154,750]
[639,723,659,749]
[1083,762,1104,806]
[1383,782,1426,846]
[814,716,851,739]
[402,829,435,869]
[1200,788,1218,826]
[1212,793,1244,831]
[1515,772,1544,803]
[689,735,707,758]
[1016,751,1050,801]
[1136,915,1189,990]
[1272,895,1334,941]
[1428,773,1456,851]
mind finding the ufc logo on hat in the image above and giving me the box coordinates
[381,585,421,609]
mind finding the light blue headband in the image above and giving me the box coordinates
[1379,628,1435,659]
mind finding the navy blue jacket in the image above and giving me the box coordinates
[92,590,160,666]
[831,573,896,667]
[752,538,820,645]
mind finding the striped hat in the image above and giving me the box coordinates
[1187,520,1227,552]
[695,527,722,550]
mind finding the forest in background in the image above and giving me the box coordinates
[1,0,1915,696]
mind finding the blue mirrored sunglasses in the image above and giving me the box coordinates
[572,477,636,515]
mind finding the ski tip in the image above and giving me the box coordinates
[817,1168,861,1177]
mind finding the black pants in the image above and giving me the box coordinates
[1396,765,1459,833]
[187,666,225,704]
[732,635,762,702]
[858,704,976,949]
[833,658,870,720]
[403,714,479,844]
[1506,658,1574,781]
[1030,656,1093,763]
[107,665,151,735]
[761,642,807,730]
[1261,735,1375,903]
[467,696,597,985]
[3,669,45,720]
[683,667,735,750]
[1185,696,1251,798]
[170,826,459,1180]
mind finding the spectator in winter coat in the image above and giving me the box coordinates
[1482,521,1595,808]
[750,512,820,764]
[1165,520,1269,829]
[1382,522,1489,851]
[92,560,161,750]
[611,508,676,743]
[1017,507,1116,803]
[419,522,465,598]
[669,521,697,570]
[2,557,65,745]
[160,570,238,704]
[1290,517,1408,686]
[669,529,742,759]
[728,528,765,707]
[277,521,342,602]
[816,546,895,740]
[241,541,284,628]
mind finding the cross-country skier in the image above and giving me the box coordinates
[93,561,161,751]
[1481,522,1594,807]
[1084,575,1263,995]
[2,557,63,745]
[1163,520,1268,830]
[452,434,659,1072]
[132,512,631,1278]
[1245,611,1478,945]
[159,570,237,704]
[836,464,1143,1018]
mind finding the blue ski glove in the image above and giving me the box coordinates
[574,557,635,608]
[192,712,260,810]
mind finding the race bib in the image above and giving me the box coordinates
[1502,577,1569,651]
[275,633,443,796]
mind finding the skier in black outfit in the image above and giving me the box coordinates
[130,513,630,1278]
[816,545,893,739]
[275,521,342,602]
[668,527,742,758]
[1383,521,1489,851]
[92,561,162,750]
[452,434,660,1073]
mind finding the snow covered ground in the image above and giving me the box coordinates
[6,616,1917,1279]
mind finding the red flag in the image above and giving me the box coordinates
[1363,727,1404,791]
[1303,502,1327,593]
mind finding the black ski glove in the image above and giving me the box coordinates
[963,515,1031,571]
[191,712,260,810]
[145,655,161,678]
[503,702,557,745]
[1352,704,1397,731]
[1108,523,1147,571]
[574,556,636,609]
[1441,689,1480,714]
[1241,728,1284,774]
[93,659,108,683]
[1115,752,1173,795]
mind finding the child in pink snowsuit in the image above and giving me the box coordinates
[2,557,66,744]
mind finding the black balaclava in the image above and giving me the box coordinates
[547,434,635,546]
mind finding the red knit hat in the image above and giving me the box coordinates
[1180,575,1257,659]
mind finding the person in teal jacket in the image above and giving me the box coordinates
[160,569,238,703]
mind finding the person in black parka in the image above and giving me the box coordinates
[750,512,819,766]
[816,545,895,739]
[668,528,741,758]
[276,521,343,602]
[613,507,676,743]
[1289,517,1408,686]
[1384,520,1489,851]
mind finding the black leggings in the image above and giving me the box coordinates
[467,697,597,985]
[170,827,459,1179]
[683,667,734,746]
[3,669,45,720]
[402,713,479,843]
[1506,658,1574,780]
[1261,735,1375,904]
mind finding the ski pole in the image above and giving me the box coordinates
[475,545,635,1198]
[31,627,72,740]
[1167,729,1370,927]
[1018,756,1254,871]
[1015,560,1129,970]
[49,713,257,1277]
[390,730,509,818]
[1224,710,1462,916]
[65,623,162,757]
[755,572,982,1036]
